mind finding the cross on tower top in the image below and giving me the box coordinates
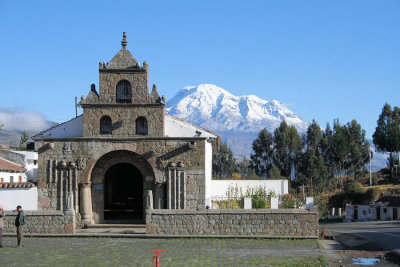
[121,32,127,49]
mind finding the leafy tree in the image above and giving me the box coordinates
[331,119,349,188]
[299,147,328,196]
[267,166,282,179]
[373,103,400,178]
[18,130,29,150]
[212,142,236,178]
[289,124,303,179]
[273,120,291,178]
[298,120,328,195]
[250,128,274,178]
[273,121,302,179]
[305,119,322,149]
[346,119,371,180]
[236,156,250,178]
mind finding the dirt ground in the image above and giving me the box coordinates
[326,249,399,266]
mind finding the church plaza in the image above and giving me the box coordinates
[0,237,326,266]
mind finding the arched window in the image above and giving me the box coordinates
[116,80,132,103]
[100,116,112,134]
[136,117,148,135]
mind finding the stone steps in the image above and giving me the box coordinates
[76,223,146,234]
[87,224,146,229]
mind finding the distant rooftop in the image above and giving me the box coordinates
[0,157,26,172]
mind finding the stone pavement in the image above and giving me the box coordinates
[0,237,326,266]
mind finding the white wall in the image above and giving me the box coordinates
[165,114,217,139]
[0,187,38,210]
[12,151,38,182]
[204,141,213,206]
[35,116,83,139]
[210,180,288,200]
[0,171,27,183]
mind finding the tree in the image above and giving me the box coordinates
[273,120,302,179]
[299,147,328,196]
[298,120,328,195]
[273,120,291,178]
[346,120,370,180]
[373,103,400,178]
[18,130,29,150]
[236,156,250,178]
[267,166,282,179]
[288,125,303,179]
[250,128,274,178]
[331,119,349,188]
[212,143,236,178]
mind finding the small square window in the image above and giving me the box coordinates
[10,176,14,183]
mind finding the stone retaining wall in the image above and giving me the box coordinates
[3,211,75,234]
[146,209,319,237]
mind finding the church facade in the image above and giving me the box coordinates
[34,33,219,224]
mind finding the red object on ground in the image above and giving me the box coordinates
[152,250,165,267]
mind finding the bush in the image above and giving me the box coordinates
[281,194,296,208]
[252,196,266,209]
[315,194,329,219]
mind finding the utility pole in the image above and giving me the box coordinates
[369,150,372,186]
[75,97,78,118]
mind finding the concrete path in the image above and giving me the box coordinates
[322,220,400,251]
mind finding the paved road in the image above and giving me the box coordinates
[323,220,400,251]
[0,237,326,266]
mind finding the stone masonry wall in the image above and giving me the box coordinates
[3,211,75,234]
[36,138,206,212]
[146,209,319,237]
[99,70,148,104]
[82,105,164,137]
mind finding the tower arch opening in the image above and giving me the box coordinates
[116,80,132,103]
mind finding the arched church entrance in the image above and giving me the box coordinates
[89,150,156,224]
[104,163,143,220]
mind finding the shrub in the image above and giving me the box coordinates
[252,196,266,209]
[281,194,296,208]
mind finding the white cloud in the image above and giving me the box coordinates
[0,108,53,133]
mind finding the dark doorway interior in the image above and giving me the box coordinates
[354,206,358,221]
[104,163,143,221]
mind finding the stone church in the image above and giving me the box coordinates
[34,33,219,224]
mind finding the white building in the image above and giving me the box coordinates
[0,157,27,183]
[0,157,38,210]
[0,148,38,182]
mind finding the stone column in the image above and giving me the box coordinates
[155,183,164,209]
[79,182,92,225]
[146,190,153,210]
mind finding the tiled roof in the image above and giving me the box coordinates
[0,182,36,188]
[0,157,26,172]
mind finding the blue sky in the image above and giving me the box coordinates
[0,0,399,138]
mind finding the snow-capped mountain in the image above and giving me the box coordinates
[166,84,309,156]
[166,84,387,172]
